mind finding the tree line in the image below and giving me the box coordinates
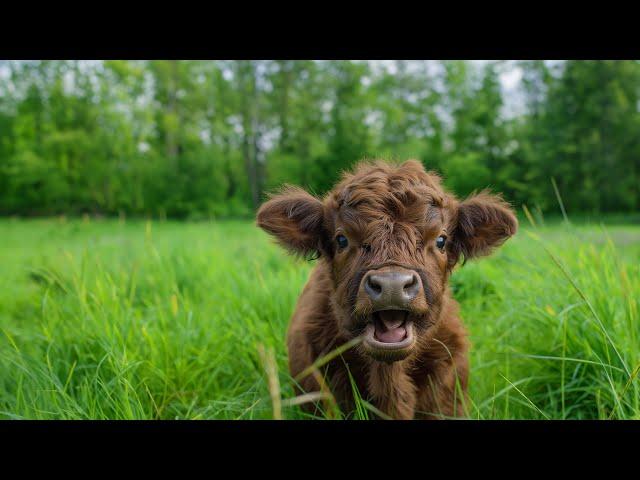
[0,60,638,218]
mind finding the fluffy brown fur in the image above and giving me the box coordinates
[256,160,517,419]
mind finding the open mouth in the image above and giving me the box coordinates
[363,310,415,351]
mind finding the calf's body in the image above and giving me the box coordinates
[257,160,516,419]
[289,262,469,419]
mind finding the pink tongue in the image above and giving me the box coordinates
[375,311,407,343]
[375,327,406,343]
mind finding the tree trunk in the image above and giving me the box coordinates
[278,60,293,153]
[238,61,260,209]
[166,60,179,160]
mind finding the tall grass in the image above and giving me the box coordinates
[0,216,638,419]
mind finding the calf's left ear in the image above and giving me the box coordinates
[256,186,329,258]
[450,191,518,262]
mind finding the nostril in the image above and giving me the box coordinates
[365,275,383,298]
[403,273,420,299]
[403,275,416,290]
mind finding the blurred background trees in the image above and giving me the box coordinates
[0,60,639,218]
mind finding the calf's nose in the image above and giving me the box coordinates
[364,270,421,308]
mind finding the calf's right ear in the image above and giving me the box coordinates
[256,186,329,258]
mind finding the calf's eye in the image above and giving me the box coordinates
[436,235,447,250]
[336,234,349,250]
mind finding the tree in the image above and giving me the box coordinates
[1,60,638,218]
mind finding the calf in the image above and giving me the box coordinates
[256,160,517,419]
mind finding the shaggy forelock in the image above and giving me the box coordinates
[327,160,449,256]
[331,160,444,220]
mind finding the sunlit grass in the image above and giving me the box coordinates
[0,216,638,419]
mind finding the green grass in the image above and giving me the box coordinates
[1,215,639,419]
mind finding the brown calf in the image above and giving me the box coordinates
[256,160,517,419]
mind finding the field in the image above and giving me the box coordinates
[1,216,639,420]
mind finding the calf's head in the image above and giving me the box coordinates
[257,160,517,362]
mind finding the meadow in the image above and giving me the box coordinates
[0,215,639,419]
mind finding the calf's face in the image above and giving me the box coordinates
[257,161,517,363]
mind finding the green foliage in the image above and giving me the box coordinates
[0,218,638,419]
[1,60,640,217]
[442,152,491,197]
